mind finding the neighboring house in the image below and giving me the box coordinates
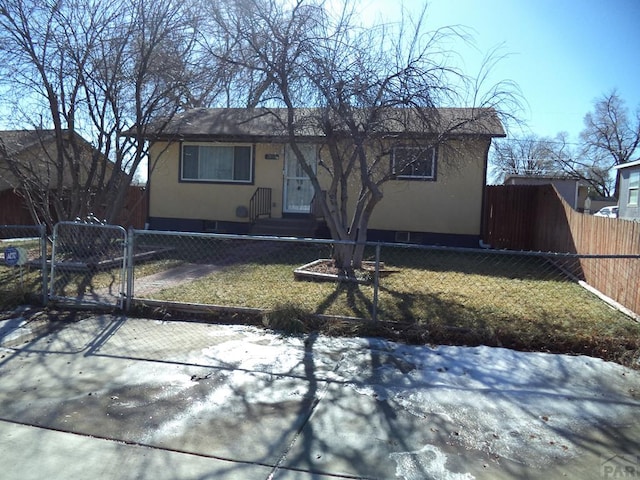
[613,159,640,220]
[142,108,505,246]
[584,195,618,216]
[0,129,120,225]
[503,175,589,212]
[0,129,102,192]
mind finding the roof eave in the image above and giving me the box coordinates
[613,159,640,170]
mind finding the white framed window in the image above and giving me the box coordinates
[181,144,252,183]
[392,146,436,180]
[628,171,639,206]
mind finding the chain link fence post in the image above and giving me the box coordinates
[125,227,135,312]
[372,242,381,321]
[39,224,48,305]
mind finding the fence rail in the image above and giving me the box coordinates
[1,222,639,321]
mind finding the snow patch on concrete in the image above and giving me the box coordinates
[390,444,475,480]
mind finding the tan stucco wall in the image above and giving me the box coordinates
[0,144,55,191]
[149,142,286,223]
[0,140,111,191]
[369,140,487,235]
[149,138,489,235]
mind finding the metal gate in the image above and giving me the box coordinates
[49,222,127,308]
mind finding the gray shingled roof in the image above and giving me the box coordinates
[145,107,506,141]
[0,130,57,155]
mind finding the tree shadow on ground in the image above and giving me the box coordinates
[313,281,373,319]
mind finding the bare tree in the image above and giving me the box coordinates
[490,135,557,182]
[579,90,640,199]
[490,130,623,198]
[0,0,200,228]
[205,0,517,269]
[538,132,615,197]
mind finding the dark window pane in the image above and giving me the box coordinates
[234,146,252,181]
[182,144,252,182]
[182,146,199,179]
[393,147,435,179]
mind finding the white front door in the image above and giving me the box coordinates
[284,144,317,213]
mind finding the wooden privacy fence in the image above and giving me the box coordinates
[483,184,640,316]
[0,189,33,225]
[483,185,539,251]
[0,186,148,229]
[108,186,148,229]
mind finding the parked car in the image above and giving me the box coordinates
[593,206,619,218]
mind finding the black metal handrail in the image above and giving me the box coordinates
[249,187,272,222]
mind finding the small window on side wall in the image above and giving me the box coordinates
[391,146,436,180]
[629,171,639,206]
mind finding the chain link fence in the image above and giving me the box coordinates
[1,224,639,327]
[128,229,639,324]
[128,230,338,313]
[0,225,48,308]
[49,222,127,308]
[376,245,639,324]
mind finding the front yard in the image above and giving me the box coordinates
[2,236,639,368]
[131,243,640,367]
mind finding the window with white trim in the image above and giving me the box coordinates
[628,171,639,206]
[391,146,436,180]
[181,144,252,183]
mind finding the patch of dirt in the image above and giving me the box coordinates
[303,259,352,275]
[294,258,398,284]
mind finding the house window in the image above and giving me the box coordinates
[392,146,436,180]
[181,144,252,183]
[629,171,639,206]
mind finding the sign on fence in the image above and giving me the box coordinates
[4,246,27,267]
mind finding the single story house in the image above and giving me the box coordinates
[141,107,505,246]
[503,175,590,212]
[613,159,640,220]
[0,129,121,225]
[0,129,105,192]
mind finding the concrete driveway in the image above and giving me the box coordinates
[0,312,639,479]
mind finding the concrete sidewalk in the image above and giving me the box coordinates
[0,313,639,479]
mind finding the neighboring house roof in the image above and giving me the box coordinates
[612,159,640,170]
[0,129,117,191]
[0,129,58,156]
[141,107,506,142]
[503,175,589,210]
[0,130,58,191]
[504,175,588,185]
[0,129,98,156]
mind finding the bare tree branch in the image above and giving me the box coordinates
[204,0,518,268]
[0,0,201,227]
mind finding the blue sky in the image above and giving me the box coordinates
[364,0,640,142]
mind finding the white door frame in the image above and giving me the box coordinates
[283,144,317,213]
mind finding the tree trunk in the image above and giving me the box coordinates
[333,242,354,271]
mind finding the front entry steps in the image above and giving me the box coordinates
[251,217,318,238]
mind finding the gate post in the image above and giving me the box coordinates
[39,224,48,306]
[48,223,59,301]
[372,243,381,321]
[125,227,135,312]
